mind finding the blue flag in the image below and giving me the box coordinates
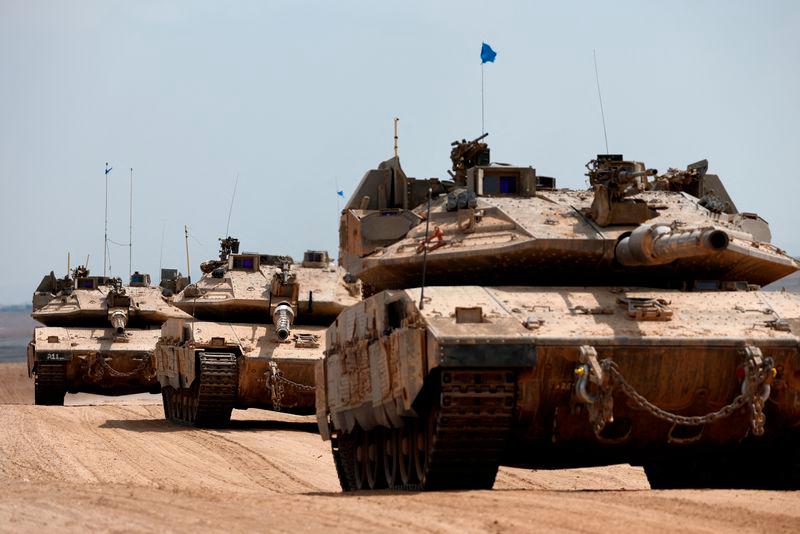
[336,190,345,198]
[480,42,497,64]
[105,165,112,175]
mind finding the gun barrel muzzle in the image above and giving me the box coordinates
[109,308,128,334]
[615,224,729,267]
[272,303,295,341]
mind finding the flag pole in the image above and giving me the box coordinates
[129,167,133,281]
[104,162,109,278]
[481,63,485,135]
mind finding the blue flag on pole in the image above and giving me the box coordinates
[337,190,345,198]
[480,42,497,64]
[105,164,112,175]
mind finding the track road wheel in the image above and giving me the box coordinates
[414,416,430,484]
[34,363,66,406]
[365,429,387,490]
[398,421,419,487]
[381,427,399,489]
[354,428,369,490]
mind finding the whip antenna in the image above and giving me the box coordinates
[225,173,239,237]
[129,167,133,280]
[184,225,192,283]
[593,49,610,153]
[419,187,433,310]
[393,117,399,157]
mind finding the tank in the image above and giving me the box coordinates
[27,268,192,405]
[154,239,361,427]
[315,135,800,491]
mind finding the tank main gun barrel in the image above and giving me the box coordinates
[615,224,730,267]
[272,303,295,341]
[108,308,129,334]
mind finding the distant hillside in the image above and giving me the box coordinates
[764,272,800,292]
[0,303,31,313]
[0,308,36,362]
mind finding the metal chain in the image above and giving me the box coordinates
[94,354,151,379]
[599,356,773,435]
[268,361,285,411]
[275,374,316,392]
[266,360,316,412]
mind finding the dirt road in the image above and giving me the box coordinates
[1,361,798,533]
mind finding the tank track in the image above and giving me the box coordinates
[34,362,67,406]
[334,368,516,491]
[422,369,516,489]
[162,352,238,428]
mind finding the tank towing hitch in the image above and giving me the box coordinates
[575,345,775,443]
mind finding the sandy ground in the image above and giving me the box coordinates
[1,362,798,533]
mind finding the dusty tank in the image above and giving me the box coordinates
[316,135,800,491]
[172,237,359,324]
[155,240,361,427]
[28,268,192,405]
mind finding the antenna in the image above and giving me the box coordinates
[593,49,610,154]
[85,254,90,270]
[225,173,239,237]
[129,167,133,281]
[67,252,70,276]
[419,187,433,310]
[159,220,166,274]
[393,117,399,157]
[103,162,109,277]
[184,225,192,283]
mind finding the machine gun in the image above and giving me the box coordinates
[652,160,707,195]
[449,133,490,185]
[586,155,657,202]
[200,236,241,274]
[585,155,658,227]
[219,236,240,259]
[269,261,299,341]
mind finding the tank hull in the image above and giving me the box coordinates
[27,326,161,404]
[317,287,800,490]
[155,319,322,427]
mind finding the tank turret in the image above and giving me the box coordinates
[337,136,797,292]
[173,237,360,324]
[31,267,189,328]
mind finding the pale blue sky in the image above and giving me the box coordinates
[1,0,798,304]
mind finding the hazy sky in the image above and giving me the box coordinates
[1,1,798,304]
